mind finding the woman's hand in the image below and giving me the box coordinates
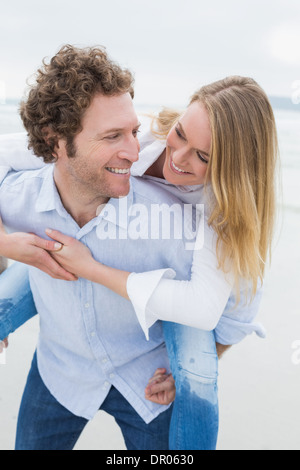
[46,229,97,280]
[0,219,77,281]
[46,229,131,298]
[145,368,176,406]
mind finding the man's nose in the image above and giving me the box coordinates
[119,137,140,163]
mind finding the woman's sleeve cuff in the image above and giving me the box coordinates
[127,268,176,340]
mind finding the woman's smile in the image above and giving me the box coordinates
[169,155,192,176]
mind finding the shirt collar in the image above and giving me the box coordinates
[100,182,134,230]
[35,165,134,230]
[35,165,60,214]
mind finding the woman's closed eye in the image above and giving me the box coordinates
[196,152,209,164]
[175,126,209,164]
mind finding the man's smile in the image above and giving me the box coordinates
[106,167,131,175]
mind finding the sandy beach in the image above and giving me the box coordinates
[0,206,299,451]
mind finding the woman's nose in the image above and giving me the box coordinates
[172,147,189,166]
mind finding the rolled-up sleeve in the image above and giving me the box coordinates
[214,286,266,345]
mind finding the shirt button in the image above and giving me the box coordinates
[101,358,108,364]
[109,373,115,379]
[84,303,90,309]
[90,332,96,337]
[104,381,109,388]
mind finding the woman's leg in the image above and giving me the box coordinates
[0,262,38,341]
[163,322,219,450]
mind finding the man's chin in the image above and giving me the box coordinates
[108,182,131,199]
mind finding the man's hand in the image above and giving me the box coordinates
[145,345,231,406]
[216,343,231,359]
[0,218,77,281]
[145,368,176,406]
[0,338,8,354]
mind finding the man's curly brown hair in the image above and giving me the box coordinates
[20,45,135,163]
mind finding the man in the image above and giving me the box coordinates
[0,45,194,450]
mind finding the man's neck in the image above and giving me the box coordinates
[53,167,109,228]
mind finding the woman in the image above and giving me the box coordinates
[0,76,278,450]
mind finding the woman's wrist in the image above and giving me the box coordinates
[87,260,130,300]
[84,258,106,284]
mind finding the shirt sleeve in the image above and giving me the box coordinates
[127,221,235,340]
[214,285,266,345]
[0,133,45,172]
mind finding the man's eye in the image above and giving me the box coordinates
[133,129,140,137]
[106,134,120,140]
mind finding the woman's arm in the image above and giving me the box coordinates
[45,229,130,297]
[46,223,234,337]
[0,133,44,171]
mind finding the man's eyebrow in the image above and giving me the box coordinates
[97,122,141,139]
[177,121,210,157]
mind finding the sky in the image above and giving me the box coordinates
[0,0,300,107]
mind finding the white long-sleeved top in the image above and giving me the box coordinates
[0,119,266,343]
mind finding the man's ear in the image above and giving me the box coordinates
[41,126,59,157]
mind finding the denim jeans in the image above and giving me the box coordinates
[163,322,219,450]
[1,263,219,450]
[16,352,173,450]
[0,263,37,341]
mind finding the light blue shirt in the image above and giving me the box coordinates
[0,165,196,422]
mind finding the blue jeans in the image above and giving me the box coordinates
[16,352,172,450]
[1,263,219,450]
[0,263,37,341]
[163,322,219,450]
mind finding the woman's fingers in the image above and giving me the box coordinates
[29,233,63,252]
[37,250,78,281]
[45,229,72,248]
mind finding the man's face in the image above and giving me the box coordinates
[57,92,141,200]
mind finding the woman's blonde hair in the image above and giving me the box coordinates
[154,76,279,299]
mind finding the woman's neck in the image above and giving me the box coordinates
[144,149,166,179]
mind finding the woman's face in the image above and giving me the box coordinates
[162,101,211,186]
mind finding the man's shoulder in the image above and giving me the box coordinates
[0,165,51,188]
[131,176,185,207]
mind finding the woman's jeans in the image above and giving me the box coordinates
[163,322,219,450]
[0,263,37,341]
[0,262,219,450]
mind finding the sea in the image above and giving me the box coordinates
[0,99,299,212]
